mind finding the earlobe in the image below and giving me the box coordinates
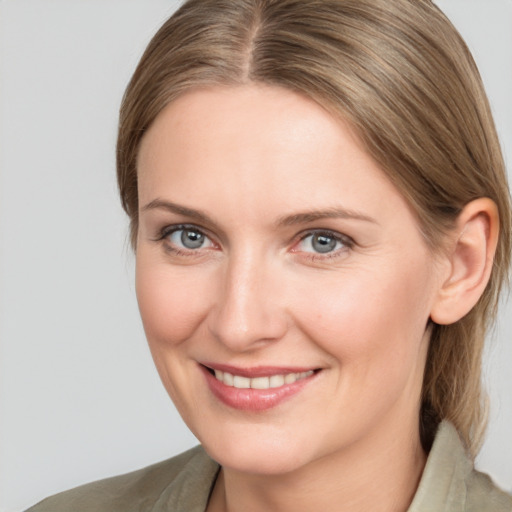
[430,198,499,325]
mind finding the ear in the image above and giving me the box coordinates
[430,198,499,325]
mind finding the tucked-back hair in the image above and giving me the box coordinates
[117,0,511,456]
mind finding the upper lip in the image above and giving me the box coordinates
[200,362,319,378]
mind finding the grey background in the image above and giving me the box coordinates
[0,1,510,511]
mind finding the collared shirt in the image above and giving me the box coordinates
[26,422,511,511]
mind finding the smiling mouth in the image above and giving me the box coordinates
[201,365,320,411]
[210,368,315,390]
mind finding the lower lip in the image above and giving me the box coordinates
[201,366,317,411]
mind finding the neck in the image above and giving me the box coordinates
[207,414,426,512]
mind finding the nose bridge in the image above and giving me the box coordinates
[208,247,286,351]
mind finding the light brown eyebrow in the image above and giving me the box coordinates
[276,207,378,227]
[141,199,212,225]
[141,199,377,228]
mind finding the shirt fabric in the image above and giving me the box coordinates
[26,421,512,511]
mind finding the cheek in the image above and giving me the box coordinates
[292,266,432,432]
[135,259,212,347]
[134,257,215,420]
[291,262,432,370]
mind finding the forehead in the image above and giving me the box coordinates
[138,84,368,167]
[141,86,369,170]
[137,84,414,229]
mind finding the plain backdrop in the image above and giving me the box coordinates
[0,1,510,511]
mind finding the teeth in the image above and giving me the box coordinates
[284,373,297,384]
[233,375,251,388]
[223,372,234,386]
[269,374,285,388]
[251,376,270,389]
[213,370,314,389]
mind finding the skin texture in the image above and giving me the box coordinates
[135,85,497,512]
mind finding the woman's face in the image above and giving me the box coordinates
[136,85,445,475]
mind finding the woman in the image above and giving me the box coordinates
[28,0,511,510]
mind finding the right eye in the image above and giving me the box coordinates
[164,226,215,251]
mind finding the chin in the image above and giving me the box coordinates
[198,427,316,475]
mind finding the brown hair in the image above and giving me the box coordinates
[117,0,511,456]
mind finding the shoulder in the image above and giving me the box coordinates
[25,445,219,512]
[465,469,512,512]
[410,421,512,512]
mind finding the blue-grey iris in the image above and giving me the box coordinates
[181,229,205,249]
[312,234,337,253]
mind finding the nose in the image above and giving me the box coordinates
[207,251,288,352]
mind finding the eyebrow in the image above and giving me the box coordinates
[141,199,211,225]
[276,207,377,227]
[141,199,377,227]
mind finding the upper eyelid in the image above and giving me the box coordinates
[296,228,354,244]
[160,223,209,239]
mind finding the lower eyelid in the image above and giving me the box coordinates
[161,240,211,258]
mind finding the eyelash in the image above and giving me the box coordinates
[293,230,354,261]
[155,224,354,260]
[156,224,216,256]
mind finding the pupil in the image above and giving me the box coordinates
[313,234,336,253]
[181,230,204,249]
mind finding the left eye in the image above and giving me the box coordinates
[168,227,214,250]
[297,232,348,254]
